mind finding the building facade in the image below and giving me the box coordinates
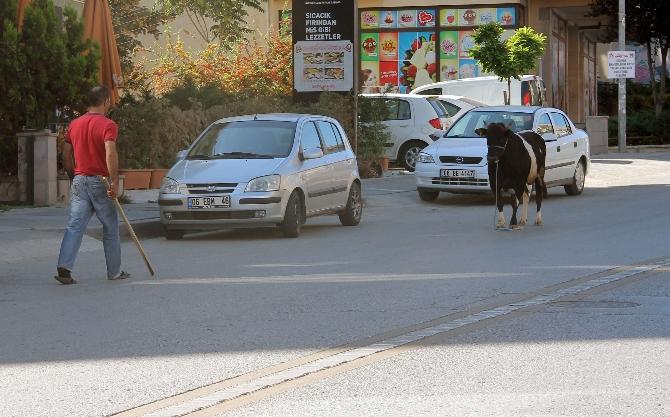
[269,0,606,124]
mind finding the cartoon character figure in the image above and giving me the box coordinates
[462,9,476,24]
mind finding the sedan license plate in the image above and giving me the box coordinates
[441,169,475,178]
[188,195,231,209]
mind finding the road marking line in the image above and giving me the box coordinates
[112,258,670,417]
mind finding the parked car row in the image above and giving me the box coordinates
[157,75,588,240]
[361,93,485,171]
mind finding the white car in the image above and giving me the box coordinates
[360,93,447,171]
[411,75,546,107]
[159,114,362,239]
[415,106,590,201]
[430,95,486,129]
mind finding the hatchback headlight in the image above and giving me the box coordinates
[160,177,181,194]
[418,152,435,164]
[245,175,281,192]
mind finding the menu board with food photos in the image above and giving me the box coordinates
[360,5,520,92]
[293,0,355,94]
[295,41,354,92]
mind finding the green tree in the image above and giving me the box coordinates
[470,22,546,105]
[155,0,265,44]
[589,0,670,116]
[109,0,166,75]
[0,0,99,133]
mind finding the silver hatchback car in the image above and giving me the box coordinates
[158,114,362,239]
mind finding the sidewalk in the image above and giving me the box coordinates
[0,189,162,241]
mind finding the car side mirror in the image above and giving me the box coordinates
[301,147,324,160]
[176,149,188,161]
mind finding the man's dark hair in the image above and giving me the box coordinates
[87,85,110,107]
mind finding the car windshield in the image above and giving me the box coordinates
[445,111,534,138]
[187,120,296,159]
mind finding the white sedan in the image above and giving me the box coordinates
[415,106,590,201]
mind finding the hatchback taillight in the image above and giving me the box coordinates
[429,118,442,129]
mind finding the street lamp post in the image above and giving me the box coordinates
[618,0,626,152]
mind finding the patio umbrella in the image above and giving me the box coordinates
[16,0,32,32]
[83,0,123,104]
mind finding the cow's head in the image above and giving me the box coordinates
[476,122,514,163]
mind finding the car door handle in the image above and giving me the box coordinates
[397,124,409,127]
[557,146,561,152]
[574,142,577,148]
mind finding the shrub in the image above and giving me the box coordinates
[356,96,391,161]
[131,26,291,97]
[110,93,362,168]
[608,109,670,145]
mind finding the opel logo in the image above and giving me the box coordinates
[206,185,217,192]
[456,156,464,164]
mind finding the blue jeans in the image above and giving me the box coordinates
[57,176,121,278]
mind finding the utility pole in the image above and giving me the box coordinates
[618,0,626,152]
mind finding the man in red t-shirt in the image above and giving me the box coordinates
[56,86,129,284]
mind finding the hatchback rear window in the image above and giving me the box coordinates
[188,120,296,159]
[427,99,448,118]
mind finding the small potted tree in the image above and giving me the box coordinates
[357,96,392,178]
[470,23,546,105]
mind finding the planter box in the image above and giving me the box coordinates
[149,169,169,189]
[119,169,152,190]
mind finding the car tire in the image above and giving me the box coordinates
[165,229,184,240]
[339,182,362,226]
[399,141,427,172]
[418,189,439,201]
[564,159,586,196]
[281,192,303,238]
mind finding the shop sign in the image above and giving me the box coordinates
[293,0,355,93]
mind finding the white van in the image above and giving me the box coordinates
[410,75,546,107]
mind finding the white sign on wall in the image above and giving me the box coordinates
[607,51,635,79]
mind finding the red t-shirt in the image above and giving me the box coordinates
[65,113,118,177]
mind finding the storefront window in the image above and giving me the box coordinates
[360,5,522,93]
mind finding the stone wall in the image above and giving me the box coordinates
[0,176,19,202]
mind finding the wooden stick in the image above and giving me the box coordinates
[102,177,156,277]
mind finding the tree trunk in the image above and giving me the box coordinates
[506,77,511,105]
[658,44,668,117]
[647,43,660,116]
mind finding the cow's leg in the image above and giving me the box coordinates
[496,187,506,228]
[534,177,543,225]
[509,190,519,228]
[519,184,530,225]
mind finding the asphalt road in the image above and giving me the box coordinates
[1,152,669,417]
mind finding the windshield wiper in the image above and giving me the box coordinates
[186,154,212,160]
[211,152,275,159]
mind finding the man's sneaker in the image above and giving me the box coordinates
[54,267,77,285]
[108,271,130,281]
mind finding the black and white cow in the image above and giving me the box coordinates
[476,122,548,229]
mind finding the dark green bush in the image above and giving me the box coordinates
[111,91,372,169]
